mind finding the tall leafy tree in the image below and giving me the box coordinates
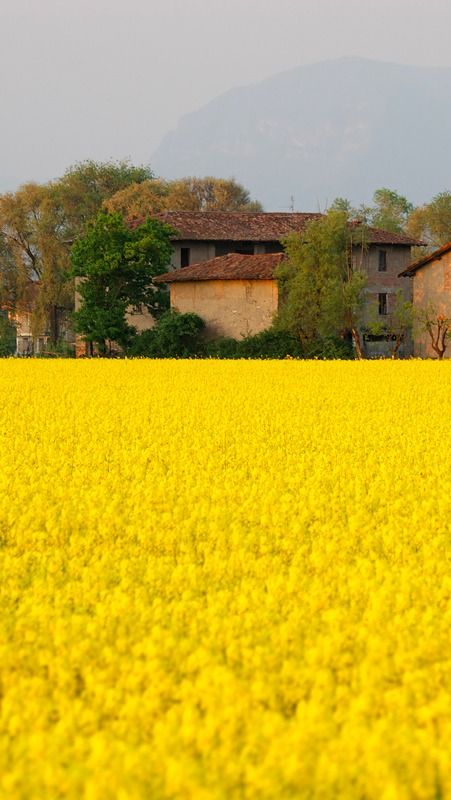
[103,179,170,220]
[330,188,414,233]
[71,212,174,355]
[166,177,263,211]
[0,183,72,343]
[369,188,413,233]
[0,160,154,345]
[406,192,451,249]
[104,176,263,220]
[276,210,367,357]
[53,159,153,238]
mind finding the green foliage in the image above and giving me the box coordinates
[330,188,414,233]
[369,188,413,233]
[205,329,351,360]
[237,329,303,359]
[303,336,354,360]
[366,290,415,358]
[127,311,205,358]
[406,192,451,249]
[276,210,367,355]
[0,313,16,357]
[72,212,174,354]
[36,340,75,358]
[54,159,153,238]
[205,337,241,358]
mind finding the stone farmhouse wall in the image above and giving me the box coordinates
[410,250,451,358]
[170,279,279,340]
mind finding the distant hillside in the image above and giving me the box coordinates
[152,58,451,211]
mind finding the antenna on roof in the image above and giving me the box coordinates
[278,196,297,212]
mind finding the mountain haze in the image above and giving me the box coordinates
[152,58,451,211]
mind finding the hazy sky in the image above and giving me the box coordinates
[1,0,451,192]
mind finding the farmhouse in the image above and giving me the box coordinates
[153,212,420,349]
[399,242,451,357]
[75,211,422,355]
[155,252,283,340]
[155,211,321,267]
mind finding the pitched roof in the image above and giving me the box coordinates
[154,252,285,283]
[149,211,422,246]
[154,211,321,241]
[399,241,451,276]
[353,224,422,246]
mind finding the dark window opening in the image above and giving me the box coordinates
[378,250,387,272]
[378,292,388,316]
[215,242,255,257]
[180,247,190,268]
[265,242,284,254]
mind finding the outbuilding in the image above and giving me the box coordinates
[155,252,283,340]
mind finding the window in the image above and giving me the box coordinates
[265,242,284,254]
[378,250,387,272]
[215,242,255,257]
[180,247,190,268]
[378,292,388,316]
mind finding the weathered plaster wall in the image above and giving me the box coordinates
[354,245,413,318]
[353,244,414,356]
[170,279,278,340]
[411,251,451,357]
[171,242,215,267]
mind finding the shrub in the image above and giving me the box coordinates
[128,311,205,358]
[303,336,354,360]
[0,315,16,357]
[205,337,241,359]
[206,329,303,359]
[239,329,304,359]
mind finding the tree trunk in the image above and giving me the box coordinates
[49,304,59,345]
[351,328,364,360]
[391,335,402,359]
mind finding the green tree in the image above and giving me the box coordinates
[369,188,413,233]
[0,183,73,344]
[367,290,415,358]
[330,189,414,233]
[166,177,263,212]
[0,312,16,356]
[103,179,170,220]
[0,161,152,347]
[71,212,174,355]
[104,176,263,220]
[0,232,18,311]
[128,310,205,357]
[406,192,451,249]
[275,210,367,357]
[54,159,153,239]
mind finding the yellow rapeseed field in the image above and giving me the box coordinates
[1,360,451,799]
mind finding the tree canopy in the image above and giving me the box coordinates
[276,209,367,357]
[330,188,413,233]
[104,176,263,220]
[406,192,451,248]
[53,160,154,238]
[71,212,174,354]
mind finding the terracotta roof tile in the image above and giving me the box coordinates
[353,224,422,246]
[155,253,285,283]
[153,211,321,241]
[399,241,451,276]
[141,211,422,246]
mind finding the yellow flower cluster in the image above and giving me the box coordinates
[1,359,451,799]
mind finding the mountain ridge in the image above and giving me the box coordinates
[151,58,451,211]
